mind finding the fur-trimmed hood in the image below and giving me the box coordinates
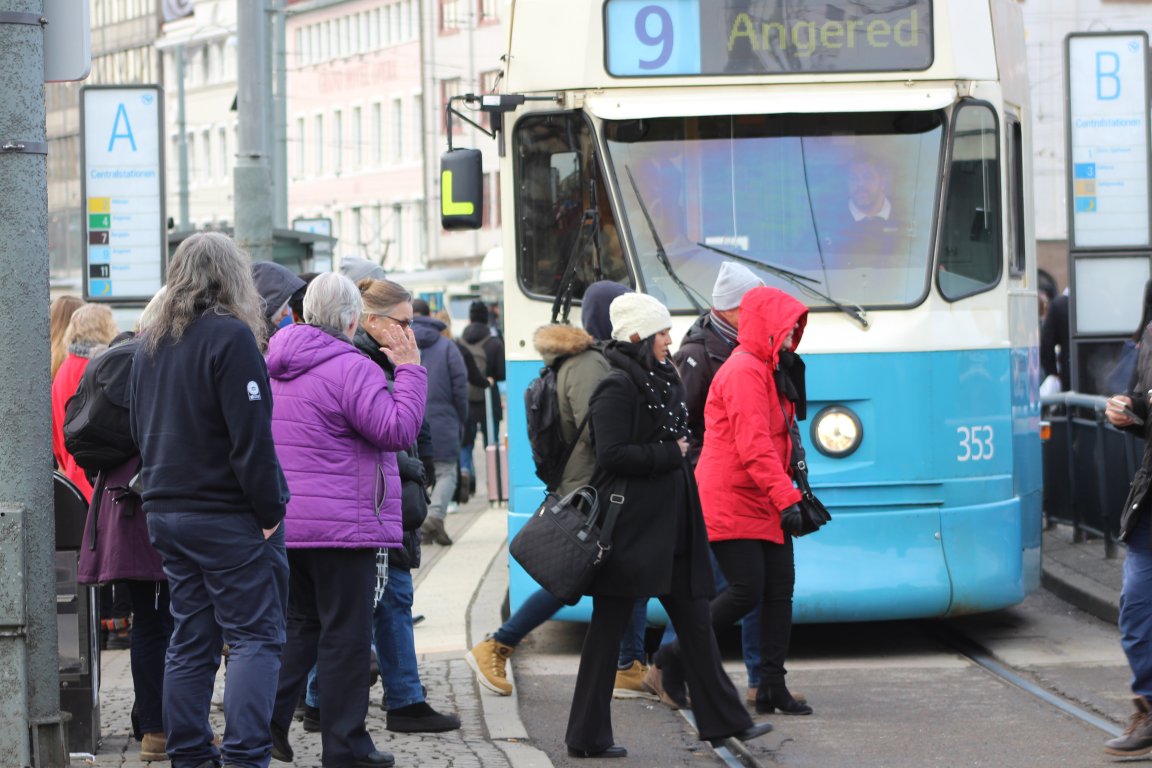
[533,324,595,367]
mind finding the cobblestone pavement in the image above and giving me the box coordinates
[69,495,532,768]
[74,650,513,768]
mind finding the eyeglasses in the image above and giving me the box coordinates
[381,314,412,330]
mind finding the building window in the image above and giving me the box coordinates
[218,127,229,180]
[352,106,362,167]
[412,95,423,160]
[440,78,462,134]
[296,117,306,176]
[402,0,414,39]
[392,203,404,265]
[314,114,325,175]
[333,109,343,174]
[480,69,501,129]
[391,99,403,160]
[479,0,498,23]
[372,103,382,165]
[440,0,462,31]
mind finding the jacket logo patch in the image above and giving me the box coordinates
[246,381,261,401]
[686,356,698,367]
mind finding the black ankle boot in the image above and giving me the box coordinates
[756,684,813,716]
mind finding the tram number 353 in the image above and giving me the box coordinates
[956,426,995,462]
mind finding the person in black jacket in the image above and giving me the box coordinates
[356,279,461,734]
[1041,289,1071,392]
[564,292,772,759]
[130,232,290,768]
[1104,324,1152,756]
[459,301,505,485]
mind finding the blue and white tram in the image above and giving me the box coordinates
[445,0,1041,622]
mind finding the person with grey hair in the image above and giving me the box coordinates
[130,231,290,768]
[265,272,426,768]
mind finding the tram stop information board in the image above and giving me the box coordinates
[80,86,166,301]
[1066,32,1151,250]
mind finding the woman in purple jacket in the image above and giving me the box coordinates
[266,272,427,768]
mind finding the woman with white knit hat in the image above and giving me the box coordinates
[564,292,773,759]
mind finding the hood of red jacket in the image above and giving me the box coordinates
[737,287,808,363]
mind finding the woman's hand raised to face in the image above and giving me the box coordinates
[378,324,421,367]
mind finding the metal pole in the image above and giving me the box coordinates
[234,0,273,262]
[0,1,67,764]
[418,0,432,265]
[176,43,189,229]
[271,0,287,229]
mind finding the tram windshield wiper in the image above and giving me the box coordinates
[695,241,870,329]
[623,166,706,313]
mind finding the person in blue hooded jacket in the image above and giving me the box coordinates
[412,300,469,546]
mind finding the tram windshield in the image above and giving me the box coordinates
[604,111,945,312]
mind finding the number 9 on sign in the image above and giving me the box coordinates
[605,0,701,76]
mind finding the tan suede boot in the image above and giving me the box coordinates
[465,637,514,695]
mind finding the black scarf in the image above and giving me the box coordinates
[606,340,690,442]
[775,350,807,421]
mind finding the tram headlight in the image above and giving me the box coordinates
[811,406,863,458]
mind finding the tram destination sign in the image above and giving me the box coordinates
[1065,32,1151,249]
[80,85,166,301]
[604,0,932,77]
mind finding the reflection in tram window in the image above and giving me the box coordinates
[604,112,944,312]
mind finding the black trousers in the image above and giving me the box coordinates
[710,537,795,686]
[271,548,377,766]
[565,592,752,752]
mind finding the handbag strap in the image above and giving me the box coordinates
[549,409,592,491]
[594,483,626,559]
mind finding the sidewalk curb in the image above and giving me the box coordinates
[467,531,555,768]
[1041,559,1120,626]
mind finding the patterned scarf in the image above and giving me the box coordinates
[606,340,690,442]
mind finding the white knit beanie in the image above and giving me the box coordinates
[610,293,672,342]
[712,262,764,311]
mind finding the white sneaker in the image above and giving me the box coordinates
[446,501,460,514]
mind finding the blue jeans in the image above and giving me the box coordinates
[494,588,646,667]
[659,551,763,686]
[148,512,288,768]
[1122,516,1152,697]
[373,568,424,710]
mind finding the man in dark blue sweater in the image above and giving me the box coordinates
[130,232,290,768]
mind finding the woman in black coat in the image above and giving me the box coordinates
[564,292,774,759]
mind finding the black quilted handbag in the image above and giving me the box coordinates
[780,460,831,537]
[509,485,625,605]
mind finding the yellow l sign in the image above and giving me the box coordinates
[441,170,475,216]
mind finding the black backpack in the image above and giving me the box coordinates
[63,334,139,471]
[524,357,591,490]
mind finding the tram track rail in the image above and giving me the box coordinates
[678,709,767,768]
[934,622,1123,739]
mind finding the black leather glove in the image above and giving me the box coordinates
[779,503,803,536]
[398,455,426,484]
[422,457,437,487]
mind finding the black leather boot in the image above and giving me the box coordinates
[756,684,813,716]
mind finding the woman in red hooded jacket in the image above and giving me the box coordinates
[695,285,813,716]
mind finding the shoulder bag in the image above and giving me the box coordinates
[780,459,831,536]
[508,484,624,605]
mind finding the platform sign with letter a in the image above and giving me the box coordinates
[80,86,166,301]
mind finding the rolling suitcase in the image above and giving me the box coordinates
[486,442,509,504]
